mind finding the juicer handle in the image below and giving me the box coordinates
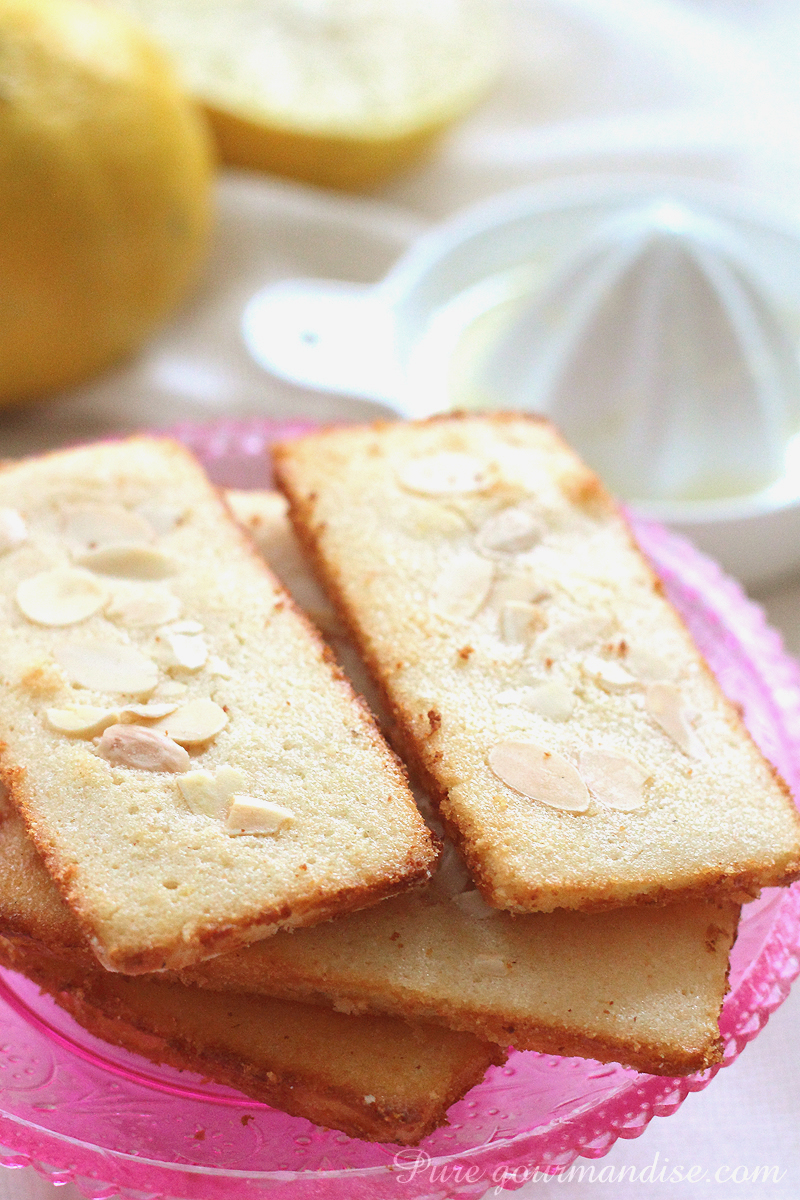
[242,278,403,410]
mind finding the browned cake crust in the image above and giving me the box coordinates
[0,770,735,1077]
[0,438,436,972]
[273,414,800,913]
[180,895,735,1076]
[0,934,503,1145]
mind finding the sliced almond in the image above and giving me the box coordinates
[488,741,589,812]
[496,682,574,721]
[118,702,180,721]
[164,619,203,635]
[625,646,677,684]
[645,683,698,756]
[62,503,154,551]
[136,502,185,535]
[225,795,295,835]
[156,680,188,698]
[410,504,470,538]
[581,655,639,693]
[499,600,547,646]
[178,765,248,819]
[0,508,27,554]
[155,632,208,672]
[95,724,190,772]
[476,506,544,555]
[45,706,118,737]
[431,553,494,621]
[451,890,498,920]
[105,587,182,628]
[536,614,615,659]
[397,452,490,496]
[491,571,548,608]
[207,655,233,679]
[580,749,650,811]
[153,699,228,745]
[17,569,108,626]
[55,642,158,695]
[77,544,176,580]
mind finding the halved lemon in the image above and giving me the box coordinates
[105,0,504,189]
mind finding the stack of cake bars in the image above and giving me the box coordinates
[1,418,799,1145]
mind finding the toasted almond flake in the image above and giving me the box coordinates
[431,553,494,621]
[136,502,185,535]
[55,642,158,695]
[105,587,182,628]
[207,655,233,678]
[62,504,154,551]
[45,706,118,736]
[580,749,650,811]
[474,955,506,975]
[488,742,589,812]
[625,646,677,683]
[156,681,188,698]
[77,544,176,580]
[499,600,547,645]
[96,724,190,772]
[536,615,615,659]
[410,504,471,538]
[177,766,248,819]
[451,890,498,920]
[0,508,27,554]
[645,683,698,756]
[153,699,228,745]
[118,702,180,721]
[476,506,544,555]
[164,619,203,635]
[397,452,490,496]
[225,795,295,835]
[496,682,575,721]
[491,571,548,608]
[581,655,639,693]
[156,632,208,672]
[16,569,108,626]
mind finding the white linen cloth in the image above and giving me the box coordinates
[2,2,800,1196]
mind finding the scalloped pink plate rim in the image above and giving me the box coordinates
[0,417,798,1200]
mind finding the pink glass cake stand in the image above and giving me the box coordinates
[1,418,799,1200]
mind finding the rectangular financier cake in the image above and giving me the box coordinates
[274,415,800,914]
[0,936,501,1146]
[0,770,737,1077]
[0,439,436,973]
[0,487,740,1079]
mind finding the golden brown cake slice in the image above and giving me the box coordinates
[0,438,436,973]
[274,415,800,914]
[0,709,737,1078]
[0,935,502,1146]
[182,886,737,1076]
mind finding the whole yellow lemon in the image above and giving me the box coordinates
[0,0,214,406]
